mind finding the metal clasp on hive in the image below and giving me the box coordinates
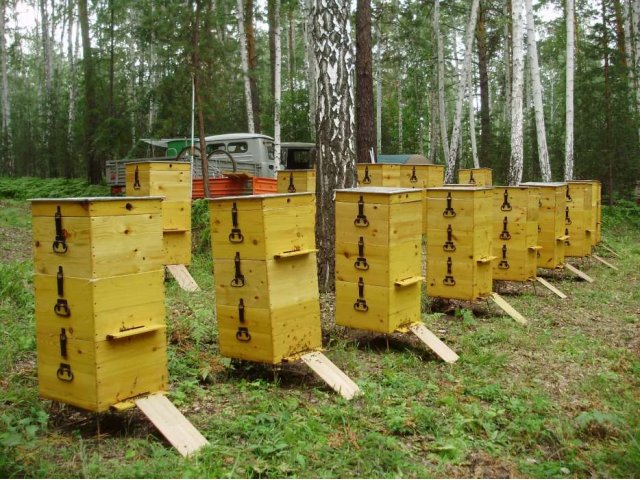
[565,206,572,225]
[362,165,371,184]
[287,172,296,193]
[443,225,456,252]
[56,363,74,382]
[443,192,456,218]
[410,166,418,183]
[231,252,246,287]
[499,216,512,240]
[498,244,510,269]
[52,206,68,254]
[354,277,369,312]
[501,189,512,211]
[443,257,456,286]
[354,236,370,270]
[236,299,251,342]
[229,202,244,243]
[133,165,141,190]
[354,195,369,227]
[54,266,71,317]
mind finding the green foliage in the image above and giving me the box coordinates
[0,261,33,310]
[0,177,109,200]
[191,199,210,255]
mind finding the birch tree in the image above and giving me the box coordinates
[508,0,525,185]
[526,0,552,181]
[468,68,479,168]
[301,0,316,137]
[446,0,479,183]
[273,0,282,169]
[312,0,356,292]
[434,0,449,164]
[565,0,575,181]
[237,0,255,133]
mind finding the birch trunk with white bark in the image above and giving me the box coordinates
[508,0,525,185]
[564,0,575,181]
[526,0,552,182]
[468,68,479,168]
[301,0,316,137]
[434,0,449,164]
[237,0,255,133]
[273,0,282,169]
[375,19,382,155]
[446,0,479,182]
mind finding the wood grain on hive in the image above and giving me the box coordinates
[31,197,168,413]
[425,186,494,301]
[277,169,316,193]
[565,181,593,258]
[520,182,568,269]
[334,187,423,333]
[458,168,493,186]
[491,186,541,282]
[208,193,321,364]
[356,164,401,187]
[399,164,445,231]
[569,180,601,247]
[125,161,192,266]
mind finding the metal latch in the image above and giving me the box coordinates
[443,225,456,252]
[133,165,141,189]
[410,166,418,183]
[566,185,572,202]
[362,165,371,184]
[354,277,369,312]
[468,170,476,184]
[354,236,369,270]
[501,189,512,211]
[564,228,571,246]
[288,172,296,193]
[443,192,456,217]
[54,266,71,317]
[236,299,251,342]
[565,206,572,225]
[229,202,244,243]
[354,195,369,227]
[59,328,68,358]
[231,252,245,287]
[52,206,68,253]
[57,363,74,382]
[498,244,510,269]
[443,257,456,286]
[500,216,512,240]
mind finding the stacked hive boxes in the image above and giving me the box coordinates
[425,186,494,300]
[521,182,568,269]
[126,161,192,266]
[399,165,445,230]
[276,169,316,193]
[335,188,423,333]
[458,168,493,186]
[570,180,602,247]
[32,198,167,412]
[208,193,321,364]
[356,164,401,186]
[492,187,541,282]
[565,181,593,258]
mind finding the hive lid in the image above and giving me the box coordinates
[29,196,165,203]
[124,160,190,165]
[206,192,313,201]
[520,182,567,187]
[427,185,493,191]
[336,186,417,194]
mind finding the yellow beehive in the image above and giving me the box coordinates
[520,182,568,269]
[458,168,493,186]
[594,181,602,244]
[126,161,192,266]
[565,182,593,258]
[334,187,423,333]
[399,164,445,231]
[491,186,541,282]
[356,164,401,186]
[425,186,494,301]
[277,169,316,193]
[208,193,321,364]
[31,197,168,413]
[571,180,602,246]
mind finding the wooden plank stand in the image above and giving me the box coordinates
[489,292,528,325]
[166,264,201,292]
[134,393,208,457]
[535,276,567,299]
[592,254,618,270]
[408,323,459,363]
[565,263,595,283]
[299,351,361,400]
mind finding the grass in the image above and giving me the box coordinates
[0,180,639,478]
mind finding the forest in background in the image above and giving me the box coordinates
[0,0,638,198]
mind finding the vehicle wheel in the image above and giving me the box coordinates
[176,146,201,162]
[207,149,237,178]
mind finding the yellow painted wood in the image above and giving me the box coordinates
[32,199,164,278]
[356,164,402,186]
[425,186,494,300]
[163,230,192,266]
[399,164,445,188]
[277,169,316,193]
[564,182,593,258]
[106,324,165,340]
[458,168,493,186]
[125,162,191,200]
[34,270,165,342]
[162,201,191,232]
[37,329,168,412]
[521,182,567,269]
[491,186,540,281]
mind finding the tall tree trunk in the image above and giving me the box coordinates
[375,17,382,155]
[564,0,575,181]
[274,0,282,169]
[446,0,480,183]
[78,0,100,184]
[40,0,55,176]
[632,0,640,140]
[508,0,525,185]
[476,0,491,168]
[504,1,512,127]
[526,0,552,181]
[288,7,294,101]
[192,0,210,198]
[468,67,479,168]
[398,69,403,152]
[434,0,449,164]
[245,0,260,132]
[237,0,255,133]
[301,0,316,137]
[0,0,12,176]
[268,0,276,98]
[64,0,75,178]
[428,83,439,163]
[356,0,375,163]
[312,0,356,292]
[603,0,614,203]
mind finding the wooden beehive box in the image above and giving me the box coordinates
[425,186,494,301]
[565,182,593,258]
[571,180,601,246]
[356,164,401,186]
[399,164,445,231]
[277,169,316,193]
[208,193,321,364]
[492,186,540,282]
[520,182,567,269]
[334,187,423,333]
[31,197,168,412]
[458,168,493,186]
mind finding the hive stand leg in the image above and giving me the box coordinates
[166,264,201,292]
[300,351,361,400]
[592,254,618,270]
[489,292,528,325]
[135,393,209,457]
[564,263,595,283]
[600,243,621,258]
[408,323,459,363]
[535,277,567,299]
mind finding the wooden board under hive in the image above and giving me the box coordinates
[458,168,493,186]
[565,182,593,258]
[208,193,321,364]
[520,182,567,269]
[277,169,316,193]
[491,186,540,282]
[356,164,401,187]
[30,197,168,413]
[334,187,423,334]
[425,186,494,301]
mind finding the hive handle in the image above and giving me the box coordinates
[273,248,318,260]
[528,245,543,251]
[476,256,497,264]
[106,324,165,340]
[394,276,424,287]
